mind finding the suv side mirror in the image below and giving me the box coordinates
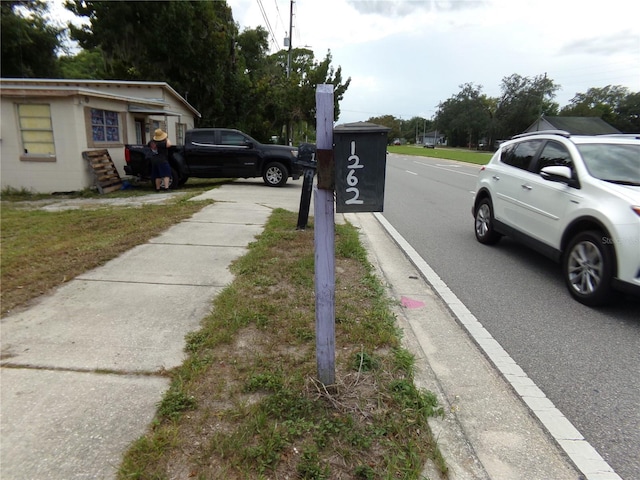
[540,166,579,188]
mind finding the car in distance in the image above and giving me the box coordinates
[472,130,640,306]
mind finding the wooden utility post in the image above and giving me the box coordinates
[314,84,335,386]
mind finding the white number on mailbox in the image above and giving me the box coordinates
[345,140,364,205]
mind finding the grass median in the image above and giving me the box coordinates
[1,182,448,479]
[118,209,446,479]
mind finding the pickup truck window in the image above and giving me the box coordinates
[190,130,215,145]
[220,131,249,146]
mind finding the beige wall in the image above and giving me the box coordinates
[1,96,95,193]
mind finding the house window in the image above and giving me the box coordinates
[175,123,186,145]
[90,108,121,143]
[18,103,56,161]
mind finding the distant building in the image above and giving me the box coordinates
[420,130,445,146]
[1,78,200,193]
[525,116,620,135]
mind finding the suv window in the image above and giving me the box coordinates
[501,140,542,170]
[577,143,640,184]
[535,141,573,173]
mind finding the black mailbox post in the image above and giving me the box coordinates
[296,143,317,230]
[334,122,390,213]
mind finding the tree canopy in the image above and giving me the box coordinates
[60,0,351,143]
[4,1,637,144]
[561,86,640,133]
[1,0,62,78]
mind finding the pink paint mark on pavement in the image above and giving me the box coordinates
[401,296,425,309]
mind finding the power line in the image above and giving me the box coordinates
[256,0,280,50]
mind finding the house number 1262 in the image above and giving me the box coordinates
[345,140,364,205]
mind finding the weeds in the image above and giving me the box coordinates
[118,210,447,479]
[1,185,447,479]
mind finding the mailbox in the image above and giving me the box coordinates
[334,122,390,213]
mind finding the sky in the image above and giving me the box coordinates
[227,0,640,124]
[48,0,639,125]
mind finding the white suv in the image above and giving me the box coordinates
[472,130,640,306]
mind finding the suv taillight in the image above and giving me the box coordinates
[632,206,640,217]
[124,147,130,163]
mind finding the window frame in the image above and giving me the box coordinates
[17,103,56,162]
[85,107,125,148]
[175,123,187,146]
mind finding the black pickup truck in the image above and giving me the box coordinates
[124,128,303,188]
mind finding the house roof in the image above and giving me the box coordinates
[526,116,620,135]
[0,78,201,118]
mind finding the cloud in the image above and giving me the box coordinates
[560,30,640,56]
[345,0,487,17]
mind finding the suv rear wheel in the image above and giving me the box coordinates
[563,231,614,306]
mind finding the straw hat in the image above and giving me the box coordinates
[153,129,168,141]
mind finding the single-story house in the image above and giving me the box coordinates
[0,78,200,193]
[420,130,445,146]
[525,116,621,135]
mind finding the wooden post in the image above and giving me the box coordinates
[314,84,335,386]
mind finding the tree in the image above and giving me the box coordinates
[435,83,492,148]
[65,0,239,127]
[615,91,640,133]
[267,48,351,143]
[58,49,107,79]
[493,73,559,139]
[1,0,62,78]
[63,1,350,142]
[560,85,639,133]
[367,115,402,143]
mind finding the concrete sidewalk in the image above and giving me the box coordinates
[1,179,581,479]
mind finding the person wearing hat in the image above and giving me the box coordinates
[149,128,172,191]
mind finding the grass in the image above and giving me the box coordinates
[118,209,447,479]
[0,179,226,316]
[1,176,450,479]
[387,145,493,165]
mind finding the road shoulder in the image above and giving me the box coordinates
[346,211,581,480]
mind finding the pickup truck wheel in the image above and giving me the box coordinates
[169,167,179,189]
[263,162,288,187]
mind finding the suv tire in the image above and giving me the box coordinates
[563,230,614,306]
[474,198,501,245]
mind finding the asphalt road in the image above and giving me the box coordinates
[381,152,640,480]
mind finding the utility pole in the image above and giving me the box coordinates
[286,0,294,79]
[286,0,294,145]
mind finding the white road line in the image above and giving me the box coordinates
[373,212,623,480]
[406,170,418,175]
[414,161,479,177]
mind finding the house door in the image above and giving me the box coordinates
[134,119,146,145]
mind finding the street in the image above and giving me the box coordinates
[381,152,640,480]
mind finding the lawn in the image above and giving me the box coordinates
[1,181,448,479]
[387,145,493,165]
